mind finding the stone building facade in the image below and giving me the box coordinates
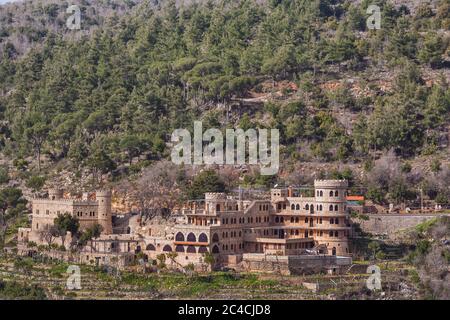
[18,189,113,245]
[18,180,352,273]
[142,180,352,269]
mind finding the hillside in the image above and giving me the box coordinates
[0,0,449,208]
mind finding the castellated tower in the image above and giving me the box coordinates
[96,190,113,234]
[48,188,64,200]
[314,180,350,256]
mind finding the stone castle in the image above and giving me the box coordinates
[18,180,352,274]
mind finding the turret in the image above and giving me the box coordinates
[48,189,64,200]
[96,190,112,234]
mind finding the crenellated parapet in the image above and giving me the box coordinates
[48,188,64,200]
[314,180,348,189]
[205,193,227,201]
[96,189,112,198]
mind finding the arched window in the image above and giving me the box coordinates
[316,190,320,196]
[320,191,323,197]
[335,218,339,225]
[146,244,156,251]
[163,245,172,252]
[335,191,339,197]
[335,231,339,237]
[335,205,339,211]
[329,191,334,197]
[329,231,333,237]
[212,245,220,254]
[295,217,299,223]
[305,204,309,211]
[216,204,220,212]
[175,245,185,252]
[290,217,294,223]
[305,217,308,223]
[199,233,208,243]
[319,205,323,211]
[329,205,334,211]
[275,217,279,223]
[198,246,208,254]
[332,247,336,255]
[175,232,185,242]
[187,233,196,242]
[291,204,295,210]
[296,204,300,210]
[330,218,334,224]
[187,246,196,253]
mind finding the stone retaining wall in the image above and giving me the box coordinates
[354,214,450,236]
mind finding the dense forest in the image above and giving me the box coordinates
[0,0,449,206]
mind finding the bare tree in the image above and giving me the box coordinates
[118,161,182,222]
[39,225,59,247]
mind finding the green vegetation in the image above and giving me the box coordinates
[406,216,450,299]
[119,271,281,298]
[187,169,226,199]
[0,280,47,300]
[78,223,103,246]
[0,0,447,194]
[0,187,28,248]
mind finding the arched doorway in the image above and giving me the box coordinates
[212,245,220,254]
[163,245,172,252]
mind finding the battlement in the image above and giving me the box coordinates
[48,188,64,200]
[314,180,348,188]
[96,190,112,198]
[205,193,227,200]
[33,198,98,205]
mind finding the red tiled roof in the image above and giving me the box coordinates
[347,195,364,201]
